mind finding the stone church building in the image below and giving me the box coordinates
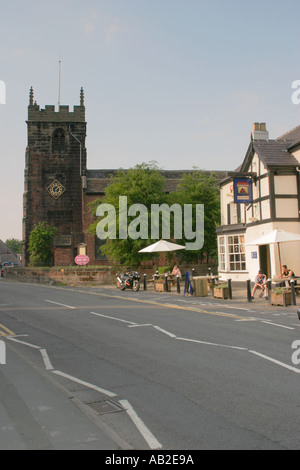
[23,88,216,267]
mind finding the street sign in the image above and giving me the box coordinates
[75,255,89,266]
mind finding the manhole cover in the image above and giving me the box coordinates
[86,400,125,415]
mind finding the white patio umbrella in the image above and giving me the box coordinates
[138,239,186,273]
[246,229,300,269]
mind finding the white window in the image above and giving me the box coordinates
[228,235,246,271]
[218,236,226,271]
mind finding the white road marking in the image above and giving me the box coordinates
[261,321,294,330]
[128,324,153,328]
[119,399,162,450]
[249,350,300,374]
[40,349,54,370]
[52,370,117,398]
[90,312,137,325]
[176,337,248,351]
[235,318,258,322]
[7,337,41,349]
[153,326,177,338]
[45,300,75,309]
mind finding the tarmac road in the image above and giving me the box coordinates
[1,278,300,450]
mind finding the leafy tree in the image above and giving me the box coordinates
[5,238,22,254]
[170,169,220,263]
[88,162,167,265]
[28,222,57,267]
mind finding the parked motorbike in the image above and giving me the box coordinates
[116,271,140,292]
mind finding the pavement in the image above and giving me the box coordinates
[130,280,300,313]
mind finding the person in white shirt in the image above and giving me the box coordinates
[252,270,268,299]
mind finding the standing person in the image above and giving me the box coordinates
[252,270,268,299]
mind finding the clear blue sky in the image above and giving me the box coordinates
[1,0,300,242]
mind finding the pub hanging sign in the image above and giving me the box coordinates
[234,178,252,204]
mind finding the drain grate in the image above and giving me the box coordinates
[86,400,125,415]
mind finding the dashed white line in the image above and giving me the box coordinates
[44,300,75,309]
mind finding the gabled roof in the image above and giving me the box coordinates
[277,125,300,148]
[252,140,298,167]
[0,240,17,258]
[0,240,16,256]
[240,138,299,174]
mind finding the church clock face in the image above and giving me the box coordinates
[46,179,66,200]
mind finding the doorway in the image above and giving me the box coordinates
[259,244,271,278]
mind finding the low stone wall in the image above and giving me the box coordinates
[3,264,216,287]
[3,267,116,286]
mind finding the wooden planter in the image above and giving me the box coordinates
[214,287,229,300]
[271,292,292,307]
[155,281,172,292]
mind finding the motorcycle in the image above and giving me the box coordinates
[116,271,140,292]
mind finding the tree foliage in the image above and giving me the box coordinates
[88,163,220,266]
[88,162,167,265]
[28,222,57,267]
[171,169,220,262]
[5,238,22,254]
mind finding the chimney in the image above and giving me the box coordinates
[252,122,269,140]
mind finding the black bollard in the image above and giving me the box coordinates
[291,279,296,306]
[228,279,232,299]
[297,308,300,321]
[211,277,216,297]
[143,273,147,291]
[165,274,168,292]
[247,279,252,302]
[177,275,180,294]
[267,279,272,302]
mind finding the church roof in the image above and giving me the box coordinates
[85,169,226,195]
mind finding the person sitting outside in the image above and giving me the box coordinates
[278,265,297,287]
[252,270,268,299]
[172,265,181,278]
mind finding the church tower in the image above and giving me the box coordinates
[22,87,87,266]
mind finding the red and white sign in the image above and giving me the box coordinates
[75,255,90,266]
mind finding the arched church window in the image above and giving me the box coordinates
[52,129,66,154]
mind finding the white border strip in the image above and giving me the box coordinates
[52,370,117,397]
[119,399,162,450]
[249,350,300,374]
[40,349,54,370]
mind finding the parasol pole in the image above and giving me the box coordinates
[277,242,282,274]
